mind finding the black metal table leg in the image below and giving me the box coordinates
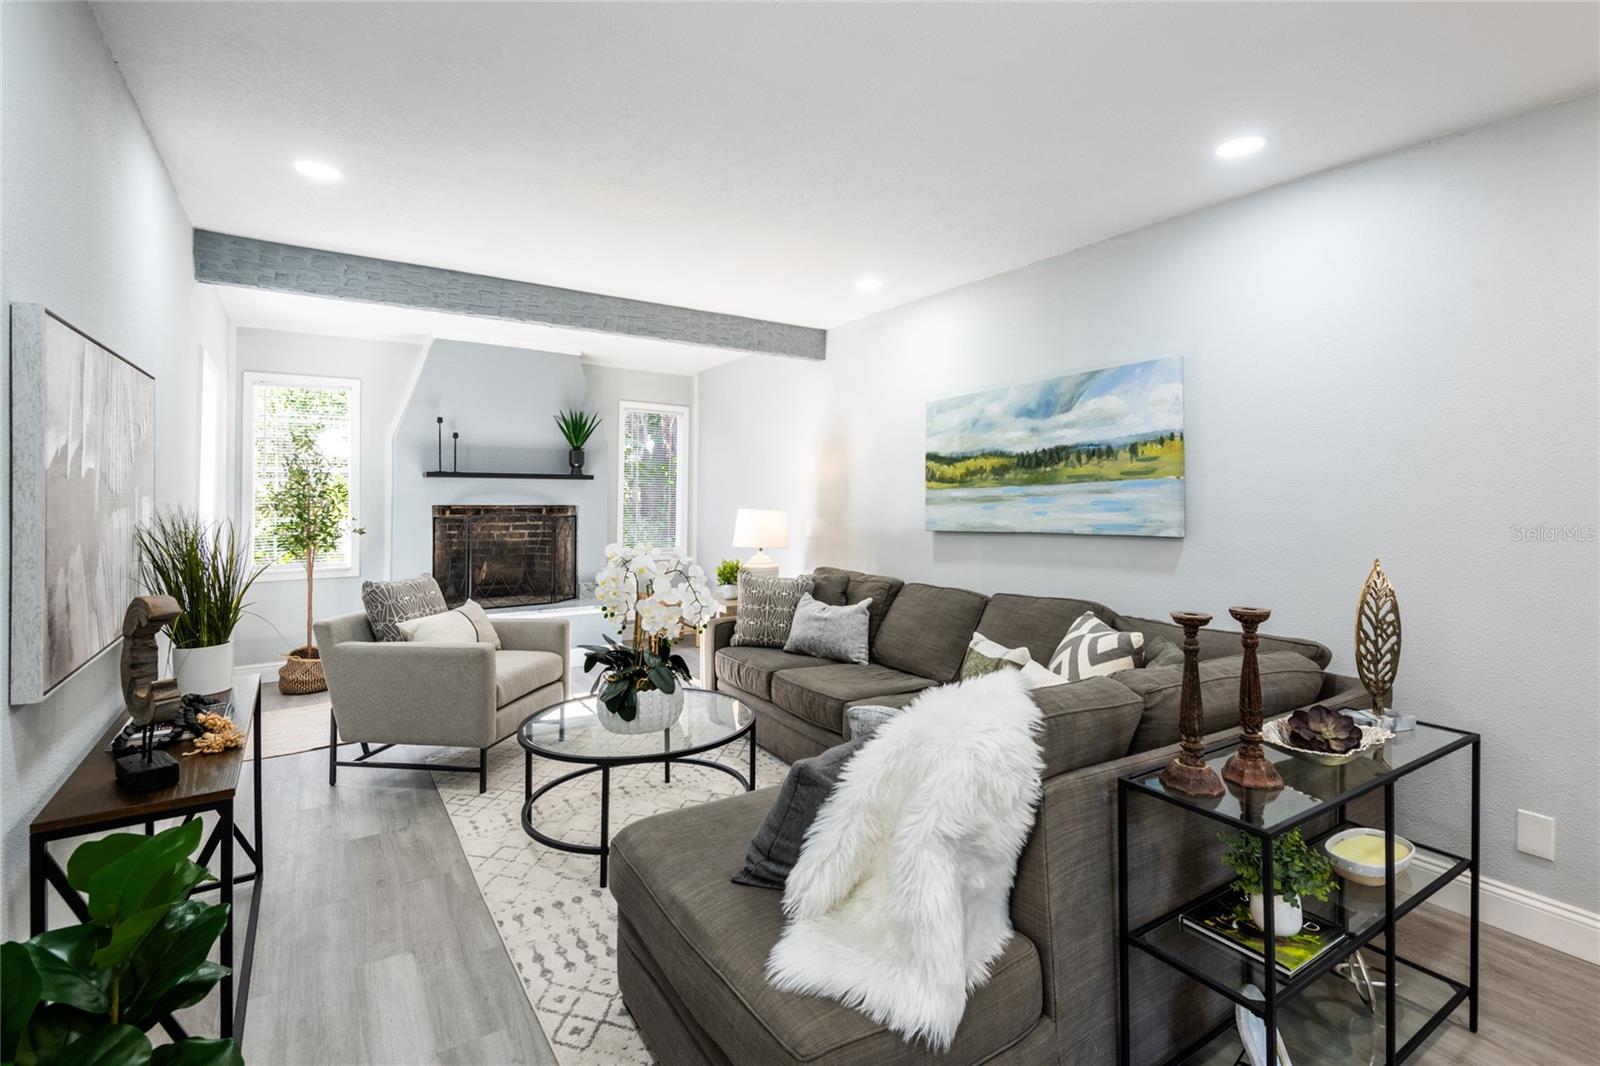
[1262,832,1277,1066]
[1384,782,1396,1064]
[1469,739,1480,1031]
[599,766,611,888]
[664,728,671,783]
[1117,781,1130,1066]
[219,800,235,1039]
[524,749,532,800]
[29,835,47,936]
[748,724,757,790]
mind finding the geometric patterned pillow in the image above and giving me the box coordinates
[1048,610,1145,681]
[731,574,815,649]
[360,573,448,642]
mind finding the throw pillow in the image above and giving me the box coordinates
[732,738,864,890]
[397,600,501,646]
[845,703,904,741]
[958,632,1032,680]
[361,574,448,642]
[784,594,871,664]
[809,570,851,606]
[1049,610,1146,681]
[1141,635,1183,669]
[731,574,815,649]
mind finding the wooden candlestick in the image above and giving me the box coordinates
[1222,606,1284,791]
[1159,611,1224,796]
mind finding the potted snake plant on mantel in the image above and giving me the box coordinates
[582,544,717,734]
[555,409,602,476]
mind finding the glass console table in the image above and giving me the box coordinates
[1117,722,1480,1066]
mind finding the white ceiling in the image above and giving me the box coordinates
[99,3,1597,331]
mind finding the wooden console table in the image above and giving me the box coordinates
[28,674,264,1043]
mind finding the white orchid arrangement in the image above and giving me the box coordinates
[583,544,718,720]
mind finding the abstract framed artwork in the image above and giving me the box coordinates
[925,355,1184,537]
[10,304,156,703]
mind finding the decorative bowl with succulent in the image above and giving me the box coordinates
[1261,705,1394,766]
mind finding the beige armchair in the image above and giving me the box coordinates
[314,611,570,793]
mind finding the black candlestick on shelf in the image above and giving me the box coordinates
[452,432,459,472]
[436,417,444,472]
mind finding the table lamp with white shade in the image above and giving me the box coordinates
[732,508,788,579]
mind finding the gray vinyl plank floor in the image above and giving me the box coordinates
[241,744,556,1066]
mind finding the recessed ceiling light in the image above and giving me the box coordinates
[293,159,343,182]
[854,276,884,292]
[1214,135,1268,160]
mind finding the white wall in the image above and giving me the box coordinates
[390,340,612,587]
[581,362,695,548]
[229,327,424,664]
[697,96,1600,911]
[0,3,222,936]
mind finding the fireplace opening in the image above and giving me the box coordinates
[432,504,577,609]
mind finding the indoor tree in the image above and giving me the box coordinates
[263,424,363,692]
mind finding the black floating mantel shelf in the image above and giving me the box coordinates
[430,417,595,480]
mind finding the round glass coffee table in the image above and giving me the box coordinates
[517,688,756,886]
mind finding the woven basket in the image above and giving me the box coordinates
[278,646,327,695]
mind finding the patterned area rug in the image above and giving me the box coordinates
[431,727,787,1064]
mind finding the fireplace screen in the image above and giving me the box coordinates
[432,505,577,609]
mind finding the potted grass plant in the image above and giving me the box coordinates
[136,511,263,696]
[554,409,602,476]
[263,425,364,695]
[715,558,741,601]
[1,820,243,1066]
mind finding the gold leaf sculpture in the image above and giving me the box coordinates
[1355,559,1401,716]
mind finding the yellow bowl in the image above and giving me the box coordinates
[1325,827,1413,886]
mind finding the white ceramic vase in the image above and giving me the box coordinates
[718,584,739,602]
[1249,893,1304,938]
[172,641,235,697]
[597,684,685,735]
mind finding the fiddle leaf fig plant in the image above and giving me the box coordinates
[2,821,244,1066]
[262,424,364,655]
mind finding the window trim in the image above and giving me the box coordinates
[616,399,691,554]
[241,370,362,582]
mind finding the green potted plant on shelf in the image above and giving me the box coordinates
[554,409,602,476]
[1,821,244,1066]
[581,545,717,734]
[262,425,365,695]
[715,559,741,602]
[1220,828,1333,938]
[136,511,264,697]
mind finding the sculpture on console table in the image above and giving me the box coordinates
[1158,611,1224,797]
[1222,605,1284,791]
[116,595,184,792]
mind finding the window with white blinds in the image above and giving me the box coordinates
[243,372,361,575]
[617,401,690,553]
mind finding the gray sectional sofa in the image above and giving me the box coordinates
[611,566,1365,1065]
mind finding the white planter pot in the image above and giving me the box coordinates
[718,584,739,602]
[597,684,685,735]
[1249,893,1304,938]
[172,641,235,697]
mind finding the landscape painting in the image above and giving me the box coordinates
[10,306,156,702]
[925,356,1184,536]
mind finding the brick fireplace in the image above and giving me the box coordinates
[431,504,578,609]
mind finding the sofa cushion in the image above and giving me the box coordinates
[1117,614,1333,670]
[770,663,938,735]
[611,790,1044,1066]
[733,739,864,890]
[716,647,833,700]
[1029,676,1146,775]
[808,569,850,606]
[493,649,565,707]
[812,567,904,648]
[1122,650,1327,752]
[871,583,989,682]
[975,593,1119,666]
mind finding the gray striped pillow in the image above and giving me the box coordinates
[1049,611,1145,681]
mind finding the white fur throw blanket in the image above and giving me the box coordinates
[765,670,1045,1050]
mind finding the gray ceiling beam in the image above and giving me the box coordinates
[193,230,825,360]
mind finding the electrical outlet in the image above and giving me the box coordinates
[1516,810,1556,861]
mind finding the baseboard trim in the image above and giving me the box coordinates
[1409,854,1600,965]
